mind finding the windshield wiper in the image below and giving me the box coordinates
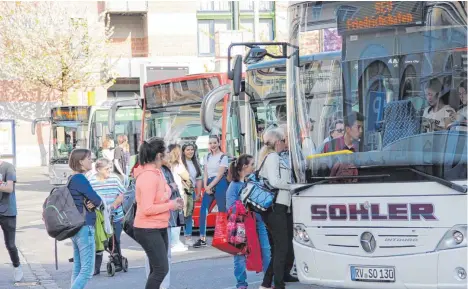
[398,167,467,193]
[291,174,391,196]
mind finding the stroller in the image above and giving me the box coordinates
[103,215,129,277]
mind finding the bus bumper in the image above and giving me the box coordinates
[293,241,467,289]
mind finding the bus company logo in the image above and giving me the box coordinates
[360,232,376,253]
[310,203,437,221]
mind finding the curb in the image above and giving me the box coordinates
[172,251,230,264]
[17,243,62,289]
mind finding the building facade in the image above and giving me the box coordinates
[0,1,287,167]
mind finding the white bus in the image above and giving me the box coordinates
[31,106,90,185]
[287,2,467,289]
[87,99,143,174]
[219,1,467,288]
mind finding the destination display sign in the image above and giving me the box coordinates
[145,77,221,109]
[336,2,424,35]
[51,107,90,122]
[95,108,141,122]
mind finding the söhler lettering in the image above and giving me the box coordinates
[311,203,437,221]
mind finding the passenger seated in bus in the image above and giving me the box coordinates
[316,119,344,153]
[322,119,344,145]
[422,78,457,132]
[58,134,73,156]
[321,112,364,153]
[457,81,467,121]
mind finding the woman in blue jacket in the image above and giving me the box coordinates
[68,149,102,289]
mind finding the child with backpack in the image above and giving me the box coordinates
[226,154,271,289]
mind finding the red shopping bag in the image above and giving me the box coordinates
[245,211,263,273]
[212,212,245,255]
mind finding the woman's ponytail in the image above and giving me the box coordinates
[229,154,253,182]
[229,159,240,182]
[139,138,165,165]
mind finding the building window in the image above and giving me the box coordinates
[239,1,274,12]
[240,19,274,41]
[197,19,231,56]
[198,1,231,12]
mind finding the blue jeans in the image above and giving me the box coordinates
[184,193,196,236]
[71,226,95,289]
[199,176,228,237]
[233,213,271,288]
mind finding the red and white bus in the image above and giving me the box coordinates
[137,73,234,230]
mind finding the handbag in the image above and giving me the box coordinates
[122,201,137,241]
[212,212,247,256]
[245,211,262,273]
[226,201,248,249]
[240,153,279,213]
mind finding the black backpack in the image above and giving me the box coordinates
[43,175,85,241]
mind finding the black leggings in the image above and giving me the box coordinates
[261,204,294,289]
[0,216,20,267]
[134,227,169,289]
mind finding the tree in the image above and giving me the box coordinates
[0,1,119,104]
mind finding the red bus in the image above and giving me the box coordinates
[138,73,233,230]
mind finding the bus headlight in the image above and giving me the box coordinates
[294,224,314,248]
[436,225,467,251]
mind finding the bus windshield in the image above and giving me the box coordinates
[90,107,142,158]
[288,1,467,182]
[143,73,229,160]
[51,122,88,160]
[145,104,224,160]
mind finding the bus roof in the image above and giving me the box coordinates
[143,73,228,88]
[247,51,341,70]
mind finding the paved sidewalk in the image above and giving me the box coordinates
[0,246,53,289]
[0,167,228,289]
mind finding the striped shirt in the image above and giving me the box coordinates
[88,174,125,223]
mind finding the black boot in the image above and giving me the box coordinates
[94,253,103,276]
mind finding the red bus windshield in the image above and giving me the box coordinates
[143,73,228,109]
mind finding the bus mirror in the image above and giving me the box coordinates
[201,84,231,133]
[31,117,50,135]
[95,123,103,138]
[231,55,243,96]
[31,120,37,135]
[244,47,267,64]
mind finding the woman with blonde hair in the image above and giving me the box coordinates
[166,144,191,252]
[101,139,114,162]
[257,127,296,289]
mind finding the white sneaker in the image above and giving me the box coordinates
[185,238,194,247]
[14,265,23,282]
[171,243,188,253]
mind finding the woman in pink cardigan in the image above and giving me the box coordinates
[133,137,183,289]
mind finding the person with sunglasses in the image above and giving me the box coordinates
[322,112,364,153]
[317,119,344,152]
